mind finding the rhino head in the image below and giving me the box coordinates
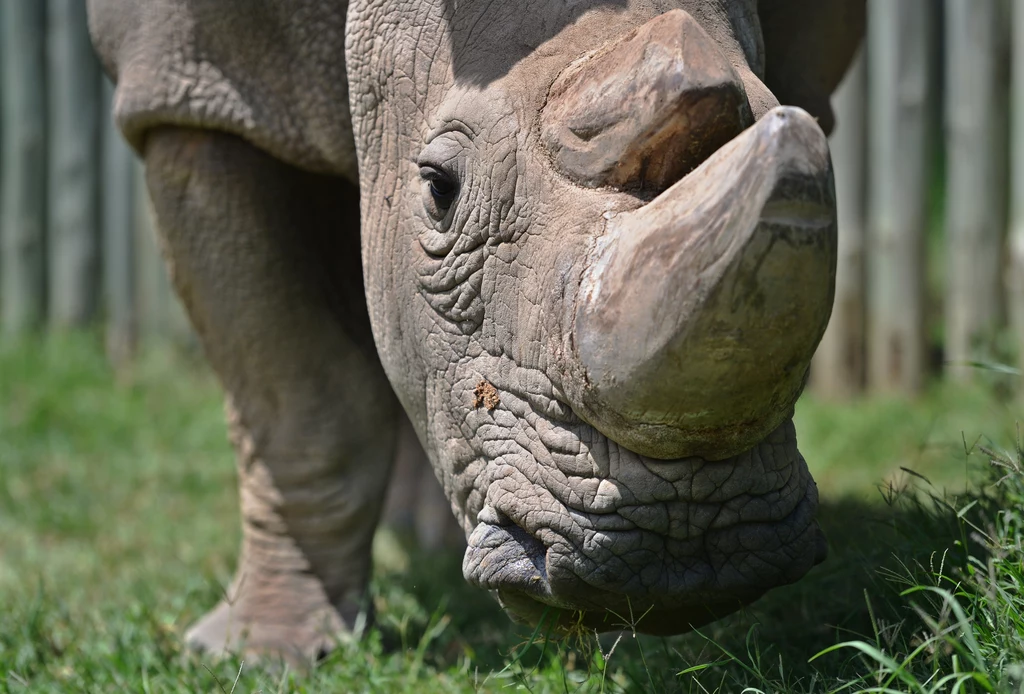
[347,0,855,634]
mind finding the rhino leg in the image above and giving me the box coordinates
[142,128,398,663]
[382,413,464,550]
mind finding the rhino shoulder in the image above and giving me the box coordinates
[88,0,358,180]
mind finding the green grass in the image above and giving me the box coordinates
[1,334,1021,693]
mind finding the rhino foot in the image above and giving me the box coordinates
[185,571,367,666]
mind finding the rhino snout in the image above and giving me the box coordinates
[461,420,826,636]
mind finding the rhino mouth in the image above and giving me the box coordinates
[462,419,827,636]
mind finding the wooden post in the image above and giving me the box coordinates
[1010,0,1024,381]
[945,0,1009,380]
[865,0,933,394]
[101,77,136,364]
[47,0,101,328]
[812,48,867,399]
[0,1,47,336]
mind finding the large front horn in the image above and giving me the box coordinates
[566,107,837,461]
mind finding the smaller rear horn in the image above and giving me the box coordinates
[541,9,753,192]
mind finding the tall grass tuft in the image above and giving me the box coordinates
[807,427,1024,693]
[676,424,1024,693]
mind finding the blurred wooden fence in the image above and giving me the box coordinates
[0,0,189,364]
[0,1,1021,393]
[813,0,1023,398]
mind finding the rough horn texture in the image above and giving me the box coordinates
[568,107,837,461]
[89,0,864,661]
[541,9,753,190]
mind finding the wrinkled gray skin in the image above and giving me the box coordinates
[88,0,863,663]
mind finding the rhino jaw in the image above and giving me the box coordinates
[567,106,837,461]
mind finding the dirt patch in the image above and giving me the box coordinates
[472,380,500,411]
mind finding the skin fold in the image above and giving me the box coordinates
[88,0,864,662]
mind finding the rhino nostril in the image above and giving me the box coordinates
[477,504,512,526]
[463,516,551,598]
[568,124,603,143]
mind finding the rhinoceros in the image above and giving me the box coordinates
[87,0,864,662]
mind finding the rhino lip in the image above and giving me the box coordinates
[464,500,825,635]
[462,513,770,634]
[463,521,554,601]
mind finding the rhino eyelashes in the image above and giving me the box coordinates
[419,165,459,217]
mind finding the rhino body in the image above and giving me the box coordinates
[88,0,864,661]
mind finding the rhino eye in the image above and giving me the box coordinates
[420,166,458,220]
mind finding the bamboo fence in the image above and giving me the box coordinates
[0,0,1020,393]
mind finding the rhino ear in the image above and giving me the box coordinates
[758,0,866,135]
